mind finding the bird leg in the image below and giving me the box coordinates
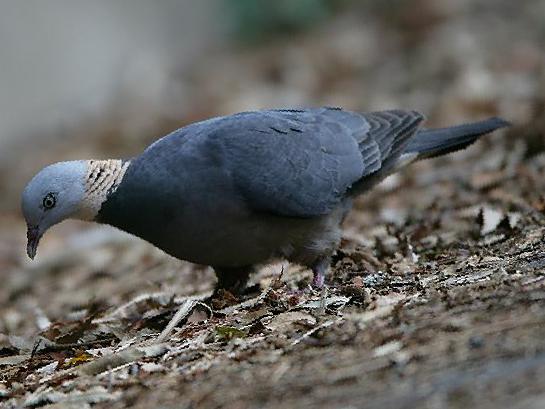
[311,257,332,314]
[311,256,331,289]
[213,266,253,295]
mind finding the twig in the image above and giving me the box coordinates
[196,302,214,319]
[43,337,117,352]
[30,338,43,360]
[155,299,198,343]
[289,317,343,348]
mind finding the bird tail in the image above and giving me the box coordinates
[403,117,510,160]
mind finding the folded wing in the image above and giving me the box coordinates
[214,107,424,217]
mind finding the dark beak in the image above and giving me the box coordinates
[26,226,42,260]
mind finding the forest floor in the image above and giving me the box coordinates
[2,117,545,408]
[2,2,545,408]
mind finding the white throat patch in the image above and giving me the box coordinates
[77,159,130,220]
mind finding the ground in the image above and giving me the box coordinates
[2,116,545,408]
[2,2,545,408]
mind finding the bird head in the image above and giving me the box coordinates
[21,161,88,259]
[22,159,130,259]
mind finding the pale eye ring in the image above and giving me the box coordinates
[42,193,56,210]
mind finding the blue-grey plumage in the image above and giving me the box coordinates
[404,117,510,159]
[22,107,510,291]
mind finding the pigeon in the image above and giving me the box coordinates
[22,108,509,291]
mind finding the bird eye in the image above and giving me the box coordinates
[42,193,56,210]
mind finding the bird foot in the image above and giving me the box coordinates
[312,271,325,288]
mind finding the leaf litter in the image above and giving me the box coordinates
[2,3,545,407]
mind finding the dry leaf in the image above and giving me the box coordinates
[64,352,94,368]
[215,326,247,340]
[266,311,317,331]
[478,206,504,235]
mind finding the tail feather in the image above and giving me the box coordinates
[404,117,510,159]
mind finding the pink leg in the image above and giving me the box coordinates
[311,257,330,289]
[312,270,325,288]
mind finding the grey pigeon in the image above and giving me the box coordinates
[22,108,509,291]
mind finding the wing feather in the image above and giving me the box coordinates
[207,108,423,217]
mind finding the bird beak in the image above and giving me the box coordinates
[26,225,42,260]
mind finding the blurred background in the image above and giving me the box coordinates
[1,0,544,293]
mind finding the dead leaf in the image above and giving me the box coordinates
[63,351,93,368]
[215,326,247,340]
[0,354,28,366]
[140,362,167,373]
[478,206,504,235]
[507,212,521,229]
[373,340,403,357]
[298,296,350,310]
[77,344,167,376]
[266,311,317,331]
[36,361,59,375]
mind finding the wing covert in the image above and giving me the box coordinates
[206,108,423,217]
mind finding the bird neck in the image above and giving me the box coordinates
[75,159,131,221]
